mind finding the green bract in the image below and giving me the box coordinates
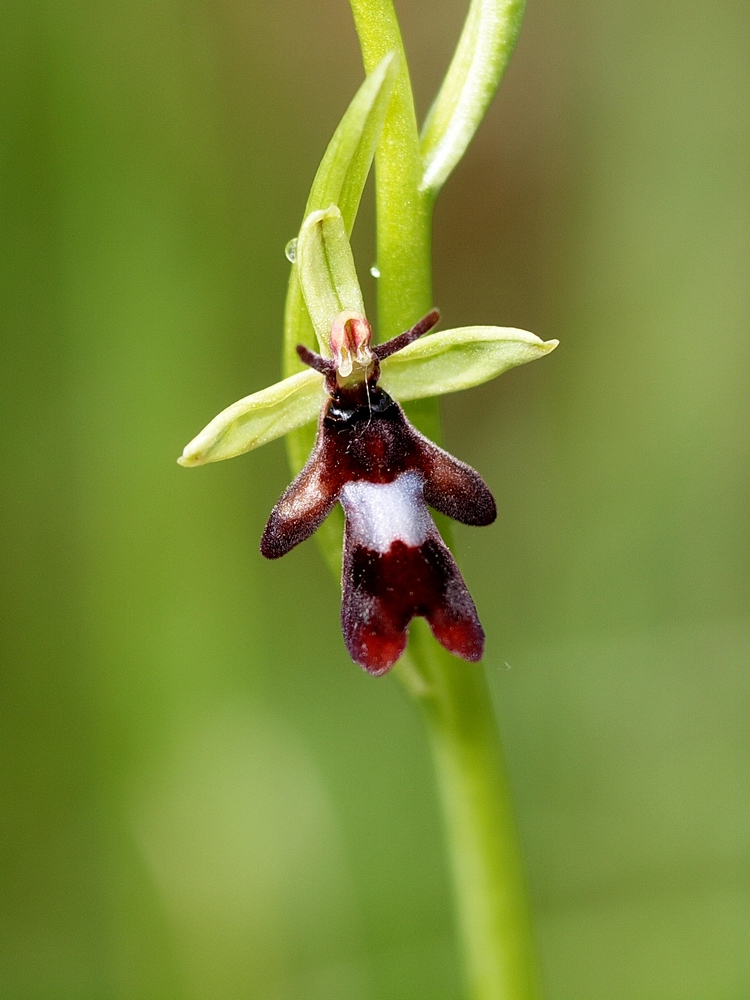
[304,51,399,234]
[283,51,398,376]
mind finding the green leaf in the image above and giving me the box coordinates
[296,205,366,356]
[284,51,399,378]
[177,369,325,468]
[420,0,525,196]
[379,325,557,400]
[306,50,399,234]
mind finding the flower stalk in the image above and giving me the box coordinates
[348,2,538,998]
[403,620,538,1000]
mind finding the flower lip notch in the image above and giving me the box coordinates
[262,308,497,675]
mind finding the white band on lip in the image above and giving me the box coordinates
[340,471,432,553]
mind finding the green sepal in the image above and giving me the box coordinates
[283,51,398,378]
[296,206,366,354]
[379,325,557,400]
[177,369,325,468]
[178,326,557,467]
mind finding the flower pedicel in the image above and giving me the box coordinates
[261,308,496,675]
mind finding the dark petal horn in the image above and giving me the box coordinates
[296,343,335,375]
[372,308,441,361]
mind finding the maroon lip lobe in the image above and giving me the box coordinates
[342,538,485,675]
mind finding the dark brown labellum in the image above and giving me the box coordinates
[261,312,496,674]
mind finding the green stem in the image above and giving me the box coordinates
[349,2,538,997]
[403,621,538,1000]
[348,0,433,340]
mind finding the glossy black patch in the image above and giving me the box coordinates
[324,384,398,427]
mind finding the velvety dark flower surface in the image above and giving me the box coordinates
[260,313,496,674]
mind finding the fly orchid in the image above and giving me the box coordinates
[179,204,557,675]
[178,52,556,676]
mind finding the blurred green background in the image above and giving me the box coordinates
[1,1,748,997]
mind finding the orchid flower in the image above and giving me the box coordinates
[179,204,557,673]
[263,305,494,674]
[178,52,556,675]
